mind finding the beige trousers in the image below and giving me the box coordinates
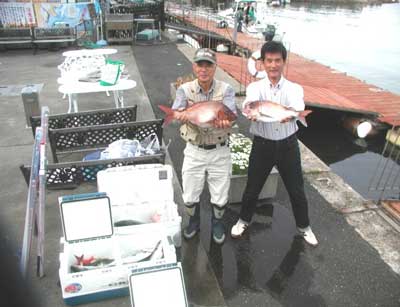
[182,142,232,207]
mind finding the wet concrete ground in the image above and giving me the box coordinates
[133,37,400,307]
[0,45,226,307]
[0,38,399,307]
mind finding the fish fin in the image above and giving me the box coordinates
[74,254,84,265]
[299,110,313,117]
[223,105,237,121]
[158,105,175,126]
[217,108,226,121]
[297,117,308,127]
[297,110,313,127]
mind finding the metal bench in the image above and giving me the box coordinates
[30,106,138,136]
[0,28,32,49]
[48,119,164,163]
[32,27,77,54]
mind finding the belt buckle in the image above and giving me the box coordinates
[198,141,225,150]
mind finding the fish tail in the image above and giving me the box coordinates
[297,110,313,127]
[158,105,175,126]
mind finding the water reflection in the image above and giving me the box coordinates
[297,109,395,199]
[208,203,290,298]
[265,236,305,298]
[207,203,326,305]
[268,2,400,95]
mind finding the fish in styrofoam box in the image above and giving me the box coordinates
[58,193,176,306]
[97,164,182,247]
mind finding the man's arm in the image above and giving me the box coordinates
[171,86,189,122]
[287,83,305,111]
[172,86,188,110]
[214,84,237,129]
[279,83,305,123]
[241,83,262,121]
[222,85,237,115]
[242,82,260,110]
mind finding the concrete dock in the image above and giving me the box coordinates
[0,40,399,306]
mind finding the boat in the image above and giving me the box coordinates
[217,0,285,41]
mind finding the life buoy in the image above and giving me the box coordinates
[247,50,267,79]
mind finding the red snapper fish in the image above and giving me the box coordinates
[159,101,237,127]
[242,101,313,127]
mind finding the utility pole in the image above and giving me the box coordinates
[232,16,237,55]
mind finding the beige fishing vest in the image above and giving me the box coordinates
[180,80,232,145]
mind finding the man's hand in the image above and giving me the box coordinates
[174,108,189,123]
[243,101,259,122]
[246,113,258,122]
[214,119,232,128]
[280,116,294,123]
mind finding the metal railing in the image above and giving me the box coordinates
[20,106,49,278]
[368,124,400,203]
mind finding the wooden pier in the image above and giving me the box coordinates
[169,11,400,127]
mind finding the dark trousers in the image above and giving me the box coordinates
[239,134,310,228]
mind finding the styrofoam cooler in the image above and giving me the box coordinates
[97,164,182,247]
[128,263,188,307]
[58,193,176,306]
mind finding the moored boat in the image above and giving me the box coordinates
[217,0,285,41]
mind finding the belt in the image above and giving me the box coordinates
[197,141,226,150]
[254,134,297,143]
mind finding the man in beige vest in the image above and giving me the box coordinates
[172,48,237,244]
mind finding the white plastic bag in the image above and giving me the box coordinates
[139,133,161,155]
[100,139,141,160]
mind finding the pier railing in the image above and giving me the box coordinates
[165,1,293,93]
[368,122,400,223]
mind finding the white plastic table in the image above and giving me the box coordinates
[58,79,137,113]
[62,48,118,57]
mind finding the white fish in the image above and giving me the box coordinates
[122,240,163,264]
[242,101,313,126]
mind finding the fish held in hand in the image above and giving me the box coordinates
[159,101,236,127]
[242,101,312,127]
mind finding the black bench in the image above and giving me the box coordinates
[20,153,166,189]
[48,119,164,163]
[30,106,138,136]
[0,28,32,49]
[32,27,77,54]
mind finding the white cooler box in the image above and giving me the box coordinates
[128,262,188,307]
[58,193,177,306]
[97,164,182,247]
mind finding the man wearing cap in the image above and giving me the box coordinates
[171,48,237,244]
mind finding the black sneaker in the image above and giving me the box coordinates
[183,215,200,240]
[212,219,225,244]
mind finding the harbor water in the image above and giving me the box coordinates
[233,1,400,200]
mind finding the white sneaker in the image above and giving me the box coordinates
[298,226,318,246]
[231,219,249,238]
